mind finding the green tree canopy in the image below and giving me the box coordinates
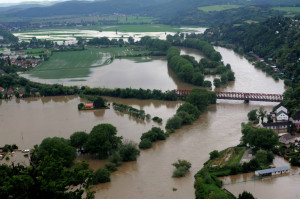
[84,124,122,159]
[186,88,216,111]
[34,137,76,167]
[70,131,89,150]
[241,124,279,151]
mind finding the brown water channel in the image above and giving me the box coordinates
[1,47,295,198]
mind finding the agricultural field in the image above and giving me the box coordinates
[272,7,300,13]
[198,5,242,12]
[23,47,151,79]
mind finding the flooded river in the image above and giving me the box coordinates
[1,47,295,198]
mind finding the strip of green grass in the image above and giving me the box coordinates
[272,7,300,13]
[25,47,151,79]
[198,5,242,12]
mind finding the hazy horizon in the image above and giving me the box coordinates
[0,0,97,5]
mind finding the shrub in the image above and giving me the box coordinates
[118,141,140,162]
[176,102,200,120]
[176,111,193,125]
[108,152,122,166]
[166,116,182,129]
[104,162,117,172]
[152,116,163,123]
[213,78,221,88]
[203,80,212,88]
[247,109,258,121]
[238,191,255,199]
[173,166,188,177]
[139,139,152,149]
[93,168,111,184]
[78,103,84,110]
[172,160,191,177]
[140,127,166,142]
[209,150,219,160]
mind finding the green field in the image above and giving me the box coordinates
[272,7,300,13]
[198,5,242,12]
[25,47,150,79]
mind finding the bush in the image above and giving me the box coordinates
[173,166,188,177]
[118,141,140,162]
[176,102,200,120]
[104,162,117,172]
[78,103,84,110]
[108,152,122,166]
[172,160,191,178]
[247,109,258,121]
[203,80,212,88]
[238,191,255,199]
[176,111,193,125]
[166,116,182,129]
[152,116,162,123]
[139,139,152,149]
[140,127,166,142]
[93,168,111,184]
[213,78,221,88]
[209,150,220,160]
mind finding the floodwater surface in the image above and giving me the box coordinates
[0,46,295,198]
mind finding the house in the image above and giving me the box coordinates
[291,110,300,129]
[274,103,288,114]
[85,103,94,109]
[279,133,295,145]
[276,110,289,121]
[262,121,290,132]
[0,87,4,92]
[7,88,14,97]
[274,103,288,121]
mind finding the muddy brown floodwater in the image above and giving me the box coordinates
[1,46,296,198]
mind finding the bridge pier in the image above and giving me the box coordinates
[244,100,249,103]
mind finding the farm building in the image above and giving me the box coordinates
[255,166,290,176]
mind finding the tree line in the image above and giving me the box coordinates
[139,88,216,149]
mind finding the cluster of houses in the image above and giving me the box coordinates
[260,103,300,147]
[0,49,43,69]
[0,86,41,98]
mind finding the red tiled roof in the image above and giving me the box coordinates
[85,103,94,108]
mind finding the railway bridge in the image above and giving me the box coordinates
[173,90,283,102]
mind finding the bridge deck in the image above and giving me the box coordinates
[173,90,283,102]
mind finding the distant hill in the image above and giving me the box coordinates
[6,0,299,18]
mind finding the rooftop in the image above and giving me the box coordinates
[256,166,289,175]
[262,121,290,127]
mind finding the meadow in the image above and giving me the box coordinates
[272,7,300,13]
[25,47,151,79]
[198,5,242,12]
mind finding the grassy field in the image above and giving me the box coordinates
[198,5,242,12]
[206,147,246,168]
[272,7,300,13]
[25,47,151,79]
